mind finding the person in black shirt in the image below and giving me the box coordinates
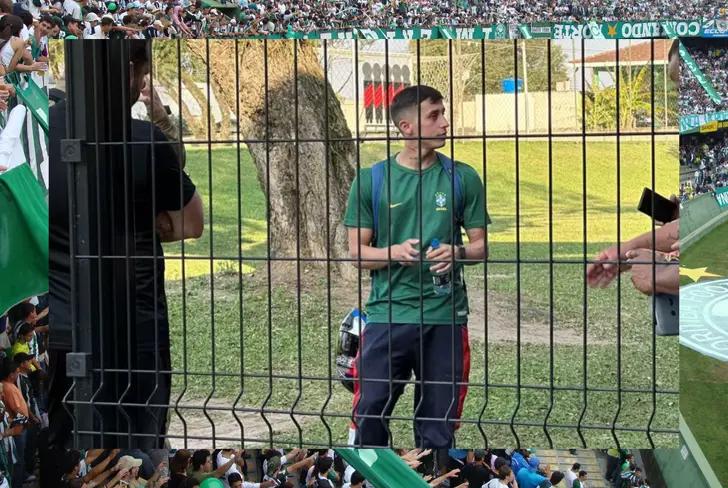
[461,449,493,488]
[48,39,203,449]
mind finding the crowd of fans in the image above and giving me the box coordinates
[0,296,49,488]
[679,40,728,116]
[15,0,728,39]
[45,447,657,488]
[52,448,390,488]
[445,449,652,488]
[680,131,728,201]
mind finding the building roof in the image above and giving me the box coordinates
[571,39,673,67]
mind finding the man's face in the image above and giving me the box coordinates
[69,21,82,35]
[19,360,31,372]
[203,456,212,472]
[399,98,449,150]
[101,22,112,33]
[23,332,34,343]
[231,482,242,488]
[51,25,60,36]
[26,310,37,325]
[39,20,53,35]
[129,59,149,106]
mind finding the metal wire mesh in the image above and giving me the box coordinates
[49,38,680,450]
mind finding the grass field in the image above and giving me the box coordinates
[679,220,728,484]
[163,139,680,448]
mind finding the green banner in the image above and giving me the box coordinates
[336,449,430,488]
[521,19,703,39]
[0,164,48,315]
[251,19,719,40]
[679,41,722,105]
[679,110,728,133]
[715,187,728,209]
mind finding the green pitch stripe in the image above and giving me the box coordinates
[680,412,723,488]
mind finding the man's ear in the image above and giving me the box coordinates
[398,119,411,137]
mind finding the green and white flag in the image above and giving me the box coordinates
[715,187,728,209]
[0,164,48,315]
[679,41,722,105]
[337,449,430,488]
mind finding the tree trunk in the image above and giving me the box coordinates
[185,40,358,279]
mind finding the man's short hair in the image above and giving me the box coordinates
[351,471,365,484]
[550,471,565,485]
[17,322,34,337]
[7,302,34,324]
[18,10,33,26]
[473,449,486,462]
[39,14,54,25]
[63,14,80,27]
[0,0,12,15]
[494,456,508,470]
[389,84,444,128]
[227,472,243,484]
[62,449,82,475]
[497,465,512,480]
[192,449,210,471]
[101,16,114,26]
[169,449,192,474]
[578,470,587,477]
[572,463,581,470]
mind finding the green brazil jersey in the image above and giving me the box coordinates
[344,153,490,325]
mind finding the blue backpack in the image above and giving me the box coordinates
[369,151,465,247]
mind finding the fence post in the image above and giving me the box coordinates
[64,39,136,447]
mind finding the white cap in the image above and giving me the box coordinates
[85,12,100,21]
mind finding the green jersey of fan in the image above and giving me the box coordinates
[344,154,490,325]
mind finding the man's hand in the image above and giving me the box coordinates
[390,238,420,266]
[260,481,276,488]
[156,211,175,241]
[587,245,629,288]
[626,249,679,295]
[425,243,455,274]
[139,74,168,123]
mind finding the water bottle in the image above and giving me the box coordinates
[430,239,452,296]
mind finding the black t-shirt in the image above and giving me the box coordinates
[49,99,196,351]
[462,462,491,488]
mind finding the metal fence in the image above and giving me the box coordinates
[50,38,680,450]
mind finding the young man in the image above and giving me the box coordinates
[484,465,515,488]
[516,463,564,488]
[189,449,253,485]
[461,449,491,488]
[10,323,40,373]
[1,358,29,488]
[342,470,365,488]
[564,463,580,488]
[345,84,489,448]
[572,470,587,488]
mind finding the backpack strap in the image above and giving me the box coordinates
[370,160,386,247]
[435,152,465,245]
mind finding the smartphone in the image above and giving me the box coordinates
[637,187,678,223]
